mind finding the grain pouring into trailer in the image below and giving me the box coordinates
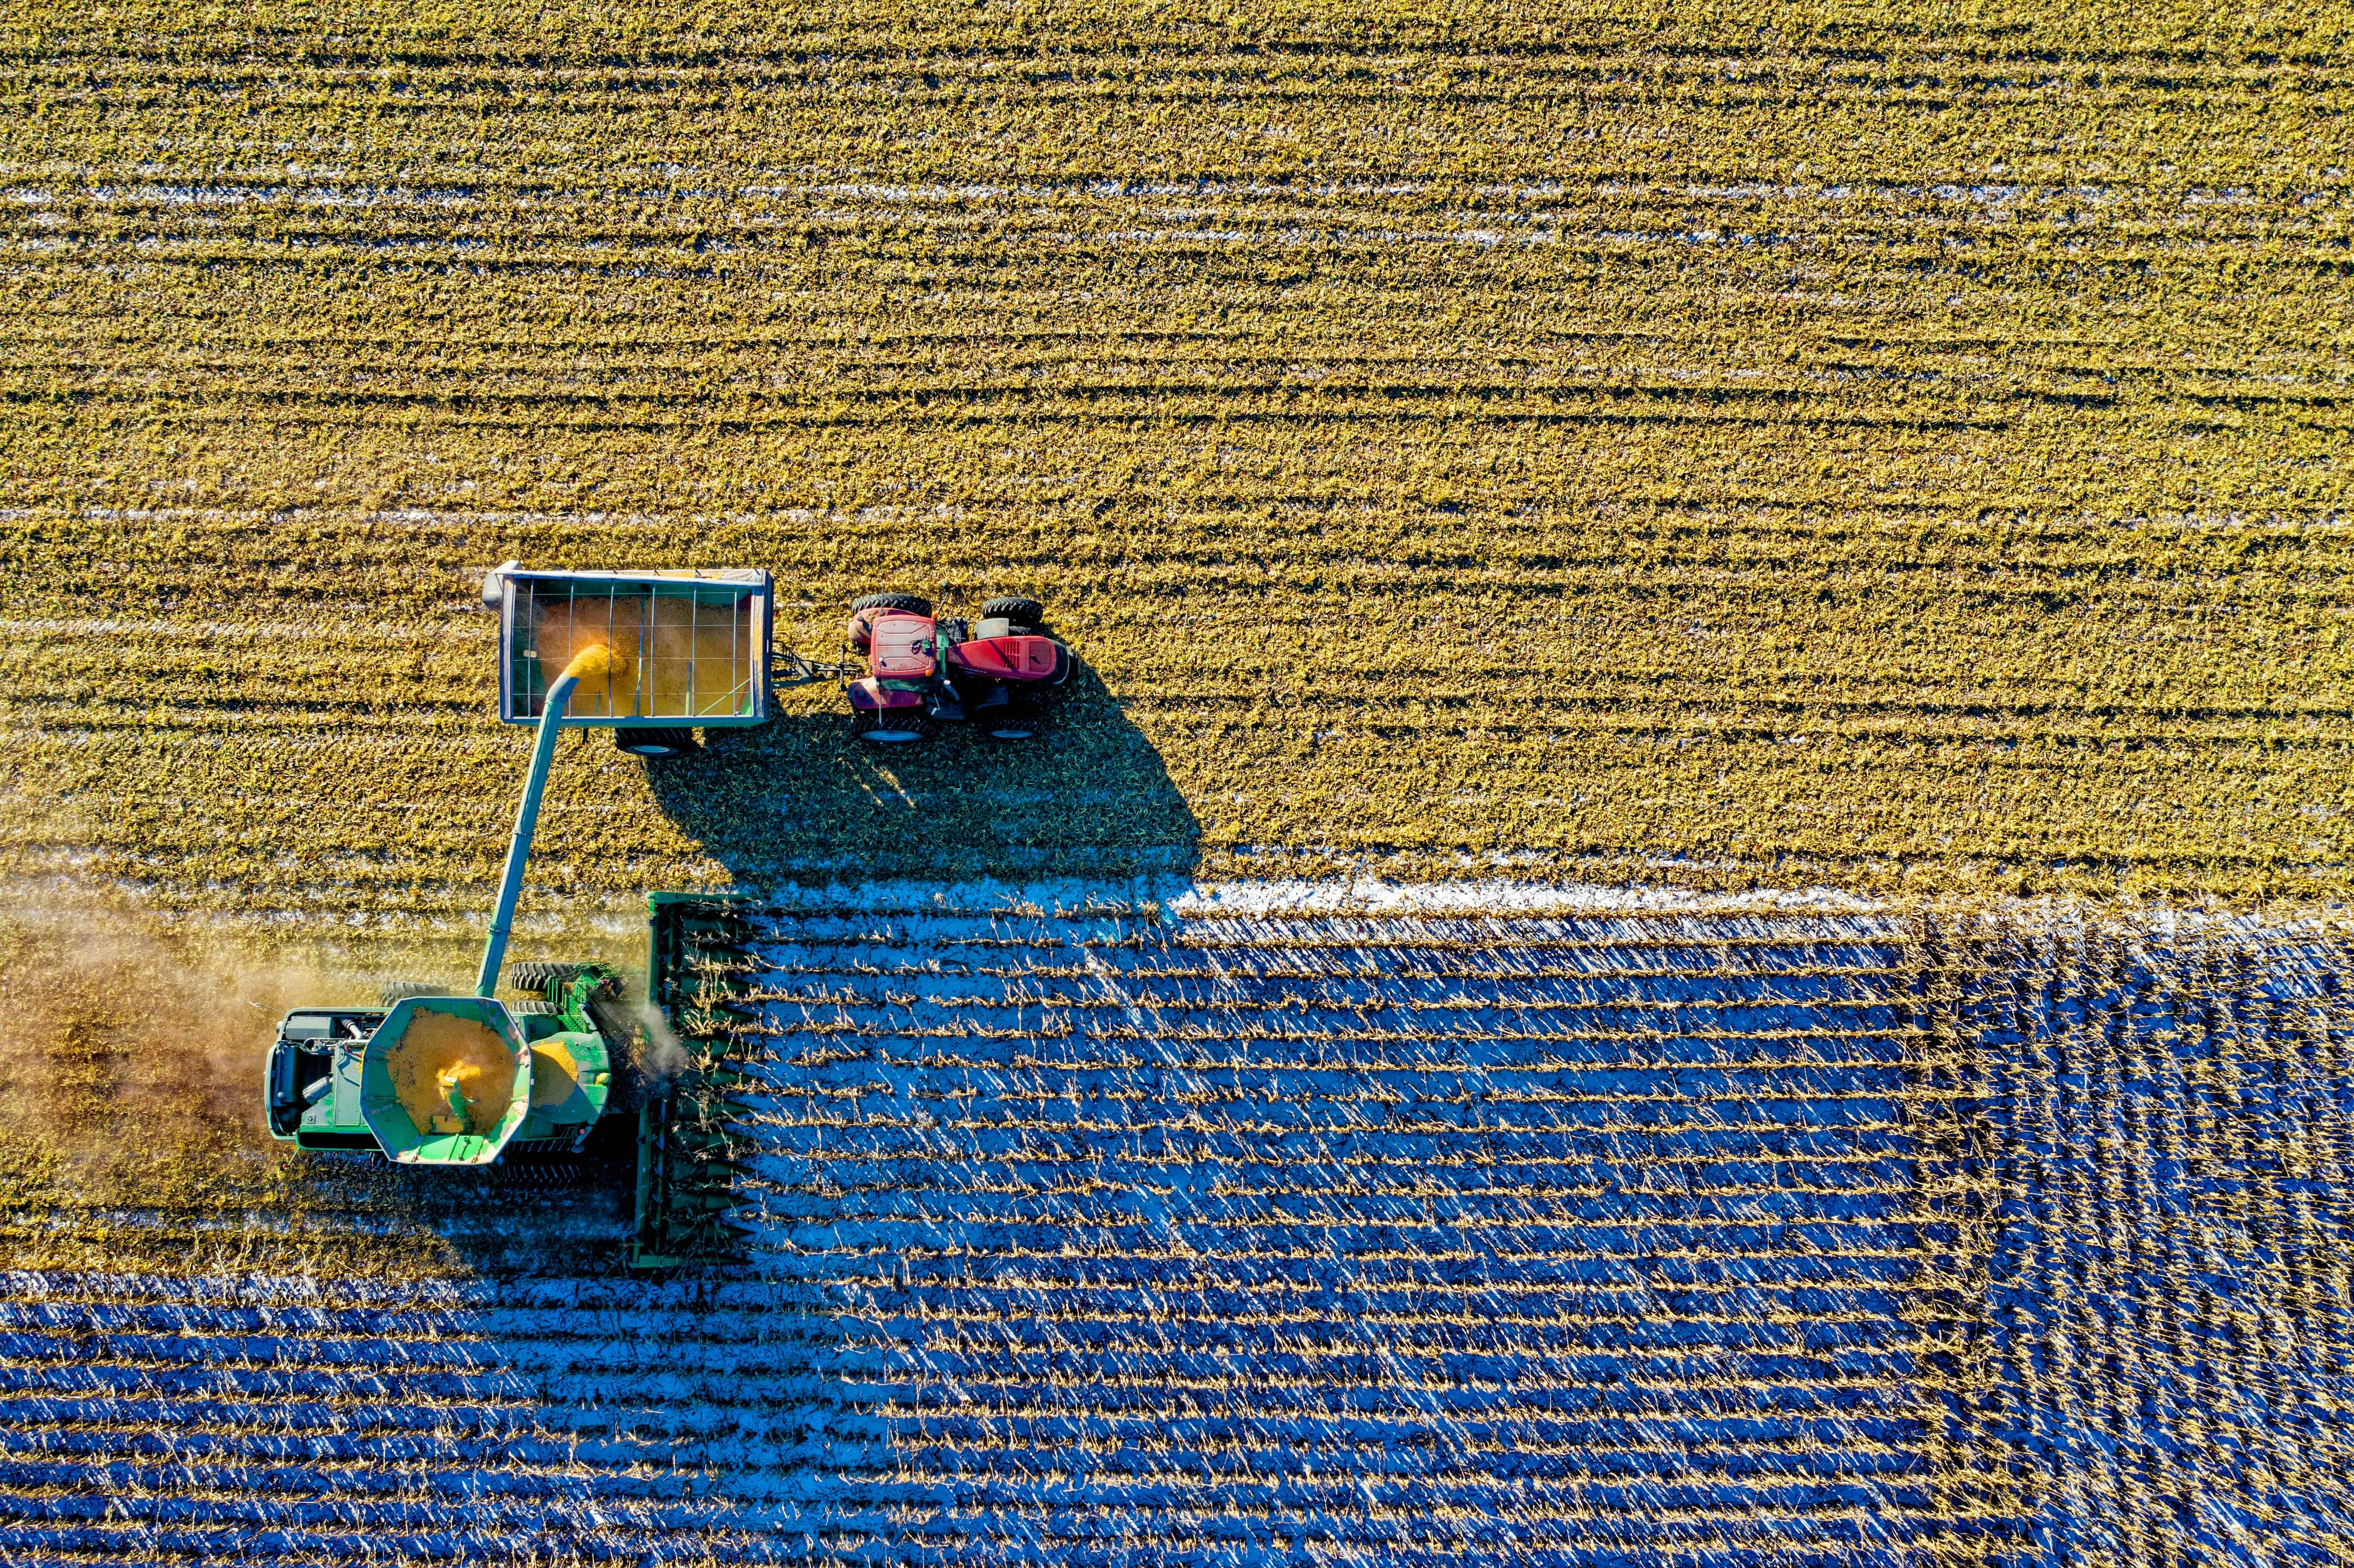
[261,563,1082,1263]
[484,563,780,758]
[260,565,782,1264]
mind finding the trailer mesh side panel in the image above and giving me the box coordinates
[508,577,761,724]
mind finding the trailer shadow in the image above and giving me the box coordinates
[641,662,1201,888]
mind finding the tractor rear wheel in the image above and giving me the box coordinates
[850,708,935,745]
[508,961,589,991]
[852,591,932,616]
[615,728,701,759]
[972,684,1044,740]
[981,595,1045,629]
[380,980,451,1005]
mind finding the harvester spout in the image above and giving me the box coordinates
[475,643,625,996]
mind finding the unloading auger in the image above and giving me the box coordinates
[262,568,771,1268]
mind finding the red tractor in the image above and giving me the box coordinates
[842,593,1072,744]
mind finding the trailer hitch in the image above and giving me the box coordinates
[769,650,857,687]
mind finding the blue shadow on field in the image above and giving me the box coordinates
[640,660,1201,887]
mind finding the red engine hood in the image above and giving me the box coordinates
[948,635,1061,682]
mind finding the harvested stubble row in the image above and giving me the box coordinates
[1,2,2353,912]
[0,891,2346,1564]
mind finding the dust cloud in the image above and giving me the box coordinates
[0,890,683,1185]
[0,891,348,1150]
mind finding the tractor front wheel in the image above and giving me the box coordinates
[851,708,935,745]
[615,728,701,759]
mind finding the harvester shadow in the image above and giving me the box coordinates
[644,662,1202,887]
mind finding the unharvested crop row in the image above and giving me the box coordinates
[1904,919,2354,1541]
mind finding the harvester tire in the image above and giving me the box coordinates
[850,707,935,745]
[616,728,700,759]
[981,595,1045,629]
[508,961,589,991]
[507,999,557,1016]
[852,592,932,616]
[381,980,452,1005]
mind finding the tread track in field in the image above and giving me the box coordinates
[3,888,2346,1563]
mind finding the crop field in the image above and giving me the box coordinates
[1,887,2347,1563]
[3,3,2353,1562]
[2,2,2354,912]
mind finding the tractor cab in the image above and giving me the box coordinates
[866,611,937,679]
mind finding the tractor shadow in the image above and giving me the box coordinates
[643,662,1201,887]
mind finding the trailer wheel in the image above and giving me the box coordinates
[981,595,1045,630]
[381,981,452,1005]
[852,591,932,616]
[615,728,701,759]
[507,961,589,991]
[851,708,935,745]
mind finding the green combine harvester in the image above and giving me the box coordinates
[263,566,774,1268]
